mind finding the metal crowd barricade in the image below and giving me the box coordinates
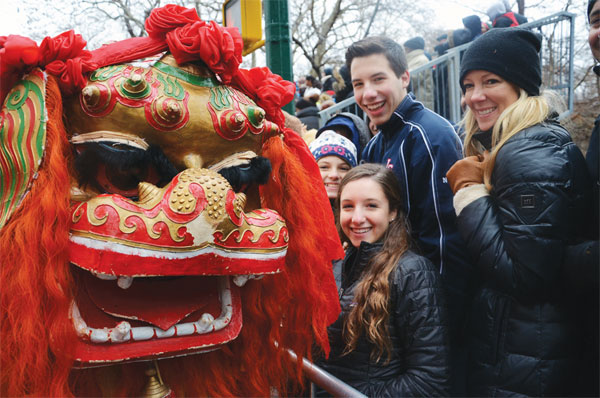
[318,96,365,126]
[318,11,576,126]
[285,349,367,398]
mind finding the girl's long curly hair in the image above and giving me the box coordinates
[336,163,411,363]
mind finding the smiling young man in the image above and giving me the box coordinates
[346,36,472,396]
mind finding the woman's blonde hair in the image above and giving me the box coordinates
[462,88,550,189]
[336,164,411,363]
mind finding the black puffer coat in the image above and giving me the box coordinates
[318,242,451,397]
[456,121,593,397]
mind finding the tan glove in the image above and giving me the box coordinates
[446,153,487,194]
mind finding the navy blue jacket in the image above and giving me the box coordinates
[362,94,472,303]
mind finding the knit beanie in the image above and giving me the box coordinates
[309,130,357,167]
[459,28,542,96]
[404,36,426,51]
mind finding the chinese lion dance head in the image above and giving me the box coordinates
[0,5,342,396]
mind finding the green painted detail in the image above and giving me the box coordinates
[247,106,262,126]
[5,83,30,110]
[0,79,46,219]
[91,65,126,81]
[1,107,26,219]
[119,78,151,99]
[209,86,233,111]
[154,61,219,87]
[0,75,46,228]
[0,123,15,213]
[26,80,47,158]
[156,74,185,100]
[0,84,26,210]
[15,107,28,193]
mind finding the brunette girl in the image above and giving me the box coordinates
[318,163,450,397]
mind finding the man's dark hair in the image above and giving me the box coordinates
[345,36,408,78]
[590,0,598,22]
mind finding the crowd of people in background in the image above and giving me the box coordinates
[289,0,600,396]
[293,1,531,136]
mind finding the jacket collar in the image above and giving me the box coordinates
[379,92,418,138]
[343,241,383,286]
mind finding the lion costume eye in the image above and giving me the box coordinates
[73,142,178,199]
[94,161,157,198]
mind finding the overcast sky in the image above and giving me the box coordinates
[1,1,583,38]
[1,0,588,77]
[0,1,508,37]
[1,3,27,36]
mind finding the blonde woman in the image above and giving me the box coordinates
[447,28,594,396]
[317,164,450,397]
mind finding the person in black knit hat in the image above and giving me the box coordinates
[403,36,425,51]
[446,27,596,396]
[459,27,541,96]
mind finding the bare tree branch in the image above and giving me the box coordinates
[362,0,382,39]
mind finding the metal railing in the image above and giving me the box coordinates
[318,11,576,126]
[286,349,367,398]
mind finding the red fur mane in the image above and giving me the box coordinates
[1,75,75,396]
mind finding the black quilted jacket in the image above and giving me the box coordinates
[457,121,593,397]
[317,242,451,397]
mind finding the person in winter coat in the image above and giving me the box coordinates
[316,112,372,162]
[317,163,450,397]
[561,1,600,394]
[295,98,320,130]
[347,36,472,395]
[404,36,429,70]
[433,29,472,118]
[462,15,483,41]
[446,28,594,397]
[404,36,434,111]
[587,0,600,220]
[322,67,335,92]
[486,1,527,28]
[332,65,353,102]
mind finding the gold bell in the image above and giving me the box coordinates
[142,360,173,398]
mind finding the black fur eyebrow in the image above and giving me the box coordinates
[73,142,179,189]
[74,143,272,194]
[217,157,271,192]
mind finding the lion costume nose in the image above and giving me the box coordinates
[69,167,287,277]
